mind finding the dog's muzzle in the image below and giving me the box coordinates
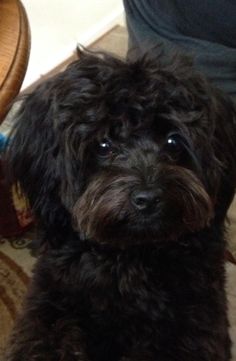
[73,161,214,247]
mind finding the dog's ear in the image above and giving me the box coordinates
[8,79,75,248]
[210,91,236,219]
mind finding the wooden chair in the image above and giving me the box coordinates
[0,0,30,123]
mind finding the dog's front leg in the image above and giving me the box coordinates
[4,313,89,361]
[120,351,154,361]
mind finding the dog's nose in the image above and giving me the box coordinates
[131,189,160,211]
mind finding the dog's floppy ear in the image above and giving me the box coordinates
[210,91,236,219]
[8,79,75,248]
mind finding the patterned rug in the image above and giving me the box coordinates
[0,251,29,357]
[0,229,36,358]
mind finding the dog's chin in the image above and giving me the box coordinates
[74,209,212,250]
[74,206,214,249]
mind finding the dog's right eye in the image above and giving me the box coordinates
[165,133,187,151]
[97,139,114,157]
[162,133,186,160]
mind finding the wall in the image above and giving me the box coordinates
[21,0,124,89]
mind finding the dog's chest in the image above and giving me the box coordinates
[46,236,227,360]
[76,246,216,360]
[81,253,171,360]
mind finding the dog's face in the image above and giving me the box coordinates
[9,51,236,248]
[73,102,213,247]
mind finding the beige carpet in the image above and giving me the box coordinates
[0,251,29,357]
[228,197,236,259]
[0,25,236,360]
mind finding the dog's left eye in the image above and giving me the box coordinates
[167,137,178,146]
[166,134,181,147]
[165,134,184,155]
[98,139,114,157]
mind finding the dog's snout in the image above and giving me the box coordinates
[131,189,160,211]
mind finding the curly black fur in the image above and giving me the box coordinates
[4,49,236,361]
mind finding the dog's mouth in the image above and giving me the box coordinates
[73,167,214,248]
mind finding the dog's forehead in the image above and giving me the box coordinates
[58,54,211,144]
[92,93,198,142]
[94,73,207,141]
[74,96,200,145]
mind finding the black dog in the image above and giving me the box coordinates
[4,50,236,361]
